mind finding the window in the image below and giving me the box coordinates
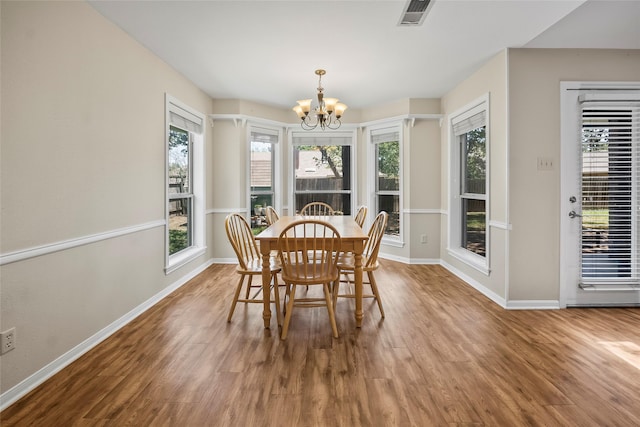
[249,127,279,234]
[291,132,354,214]
[166,95,205,273]
[449,96,489,272]
[370,125,402,239]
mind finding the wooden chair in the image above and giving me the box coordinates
[265,206,279,226]
[225,213,282,325]
[354,205,368,227]
[333,211,388,318]
[300,201,335,216]
[277,219,341,339]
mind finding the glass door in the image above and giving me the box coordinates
[561,84,640,307]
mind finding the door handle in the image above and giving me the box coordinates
[569,210,582,218]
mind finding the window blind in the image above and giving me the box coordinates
[371,128,400,144]
[169,102,203,134]
[251,128,279,144]
[580,101,640,285]
[452,110,486,137]
[292,135,352,146]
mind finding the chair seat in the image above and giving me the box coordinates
[336,254,377,272]
[237,257,281,274]
[282,262,339,284]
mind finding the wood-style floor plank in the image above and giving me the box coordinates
[2,261,640,426]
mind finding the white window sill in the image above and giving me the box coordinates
[382,236,404,248]
[165,246,206,275]
[447,247,490,276]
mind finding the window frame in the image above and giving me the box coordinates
[367,122,404,247]
[168,126,194,253]
[289,130,356,215]
[448,94,490,274]
[165,94,206,274]
[247,125,281,232]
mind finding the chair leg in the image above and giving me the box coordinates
[272,273,282,327]
[281,284,297,340]
[283,283,291,316]
[227,274,245,322]
[324,283,339,338]
[368,271,385,318]
[245,275,253,299]
[332,280,339,310]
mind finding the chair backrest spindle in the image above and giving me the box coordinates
[225,213,260,270]
[354,205,367,227]
[278,219,341,282]
[300,201,335,216]
[265,206,280,225]
[364,211,388,269]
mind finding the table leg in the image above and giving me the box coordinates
[354,251,363,328]
[261,250,272,329]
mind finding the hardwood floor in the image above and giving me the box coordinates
[2,260,640,426]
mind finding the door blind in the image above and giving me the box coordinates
[580,102,640,285]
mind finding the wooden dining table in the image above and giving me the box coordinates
[255,215,369,329]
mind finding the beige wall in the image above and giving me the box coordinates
[1,1,214,393]
[209,97,443,263]
[209,100,290,261]
[440,50,509,300]
[359,99,442,262]
[209,119,249,260]
[406,118,442,261]
[507,48,640,301]
[439,48,640,303]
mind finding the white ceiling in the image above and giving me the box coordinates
[88,0,640,110]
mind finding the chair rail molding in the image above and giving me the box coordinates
[0,220,166,266]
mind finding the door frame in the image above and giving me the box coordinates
[560,81,640,307]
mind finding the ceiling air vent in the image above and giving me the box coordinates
[399,0,434,27]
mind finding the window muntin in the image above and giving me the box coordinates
[168,125,193,255]
[373,129,401,237]
[249,128,278,234]
[292,134,353,215]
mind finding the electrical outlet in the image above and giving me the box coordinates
[1,328,16,354]
[420,234,428,244]
[537,157,554,171]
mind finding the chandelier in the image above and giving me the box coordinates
[292,69,347,130]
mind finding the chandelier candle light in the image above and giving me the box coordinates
[293,69,347,130]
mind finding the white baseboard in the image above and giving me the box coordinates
[440,260,560,310]
[407,258,441,265]
[0,259,214,412]
[440,260,507,308]
[506,300,561,310]
[378,252,410,264]
[379,251,441,265]
[211,257,239,264]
